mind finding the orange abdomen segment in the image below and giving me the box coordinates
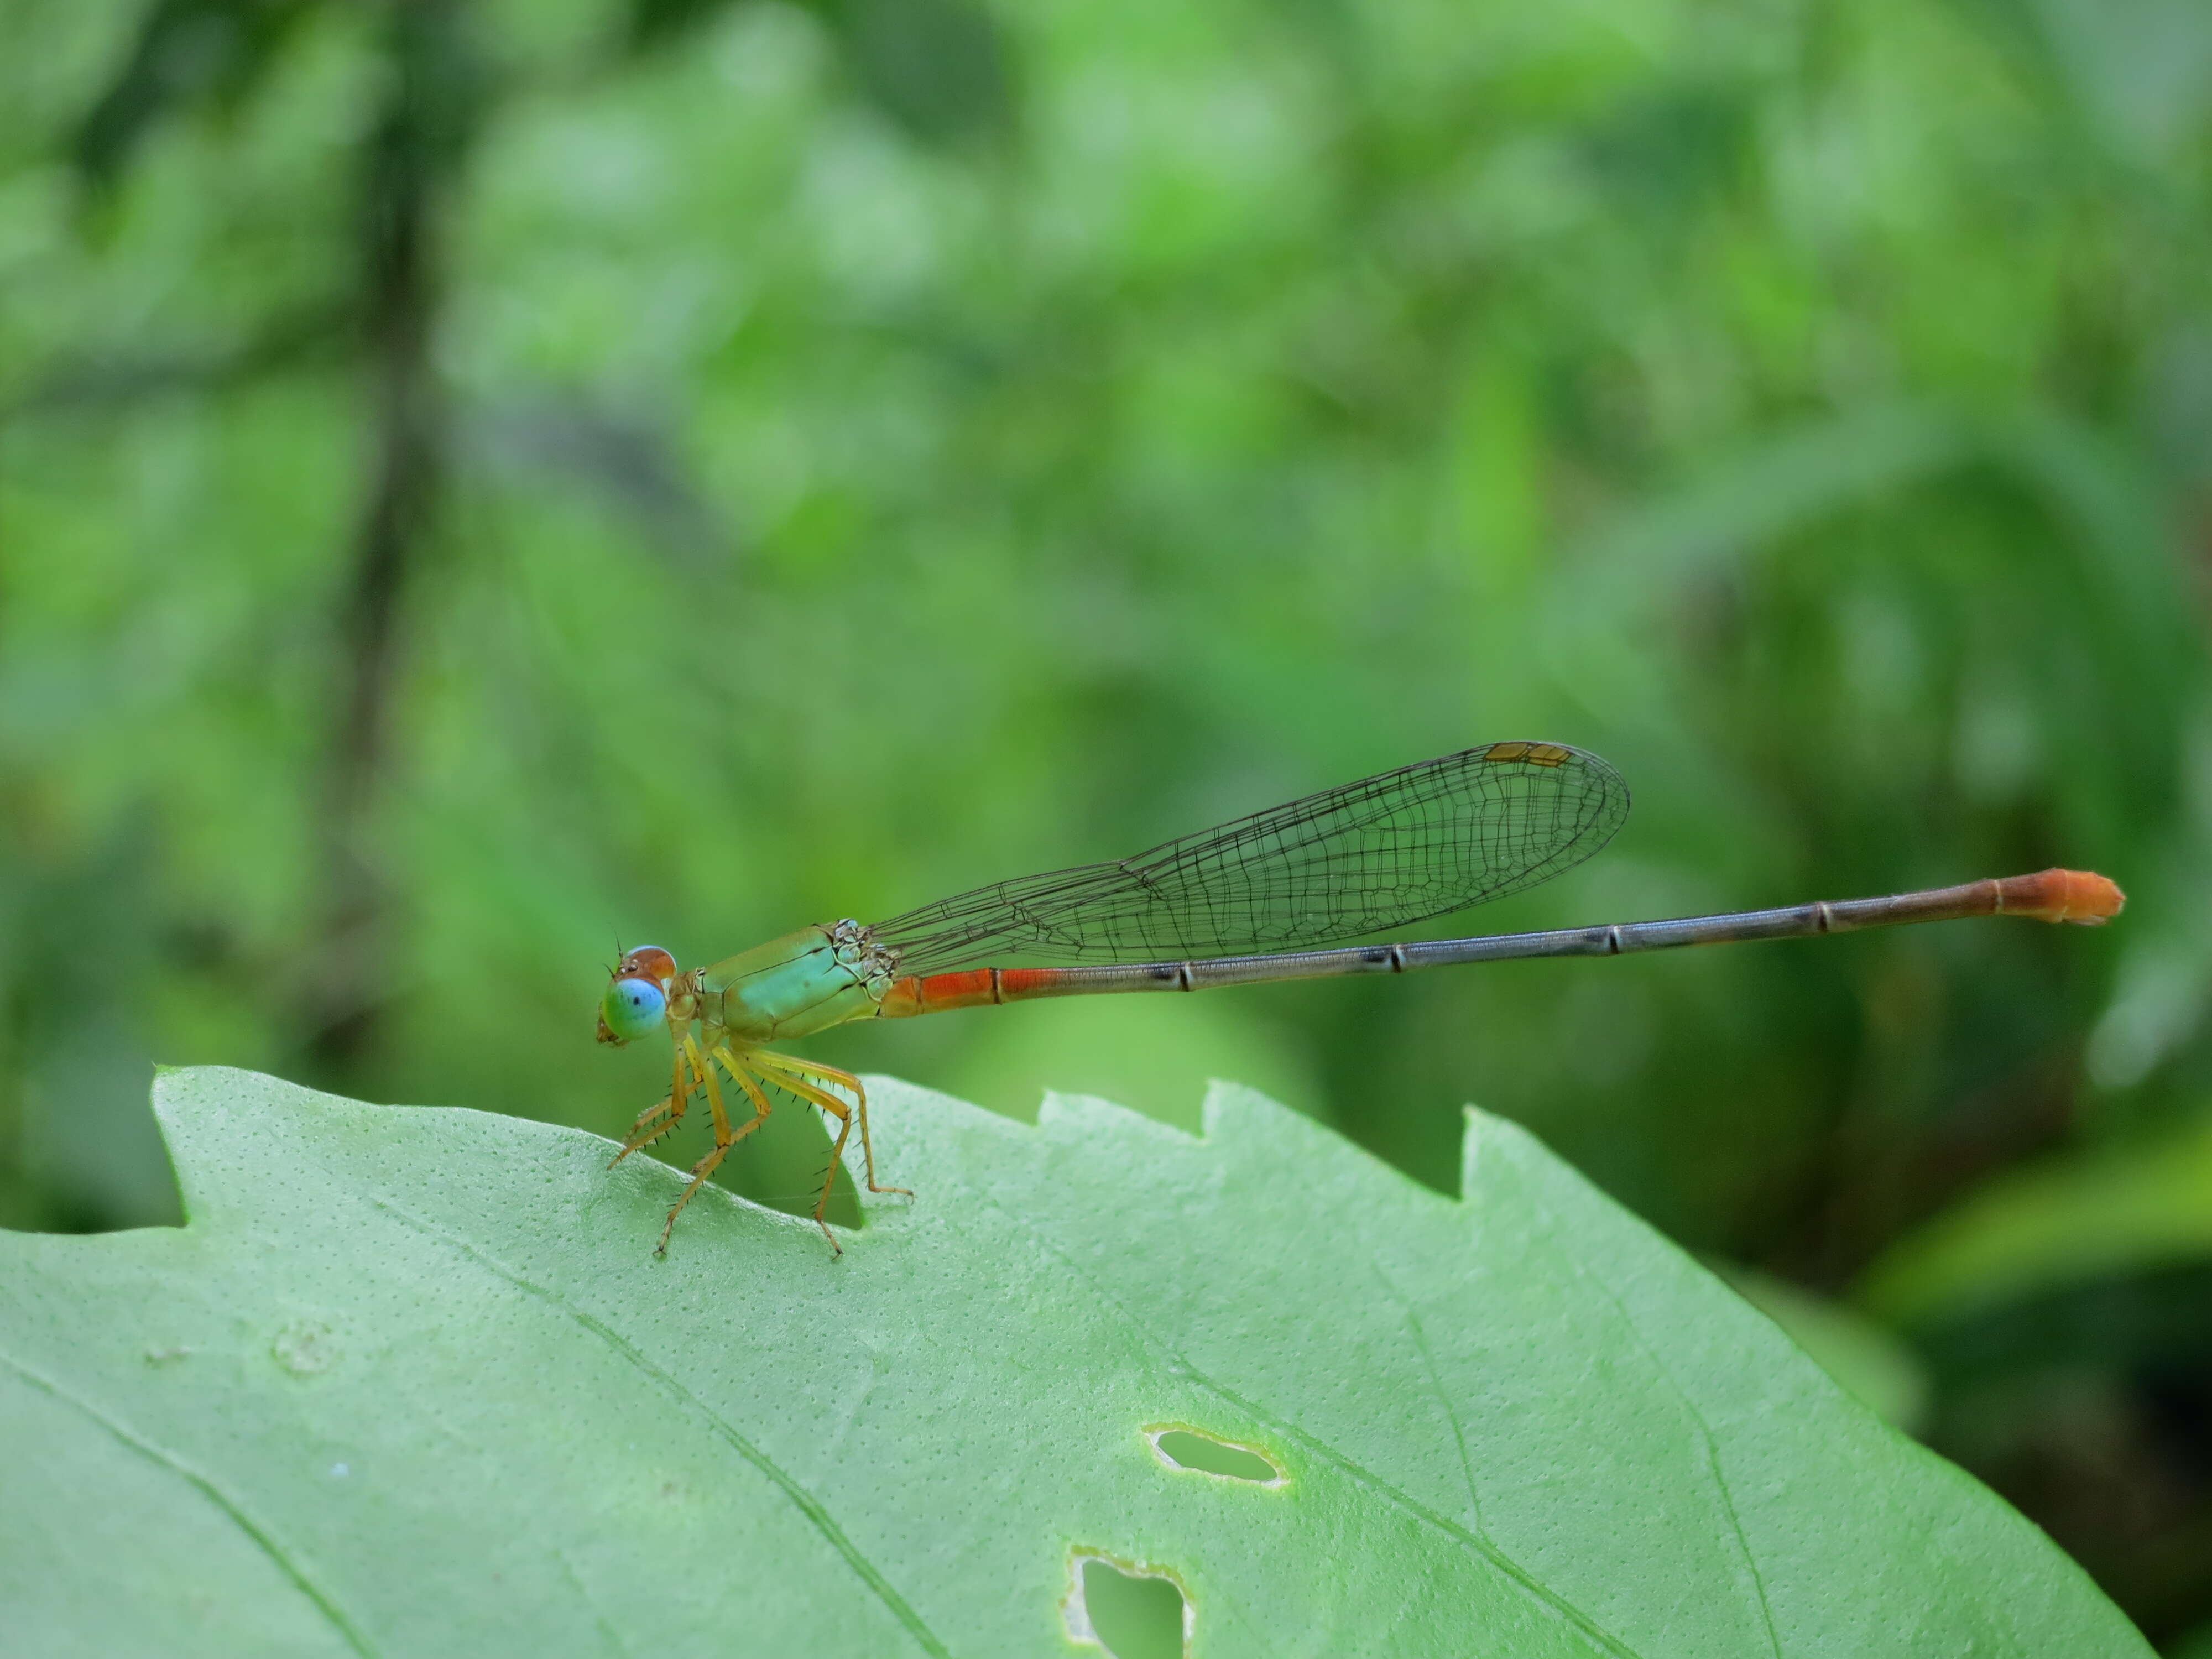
[874,967,1074,1018]
[1995,868,2125,924]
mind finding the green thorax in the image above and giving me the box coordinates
[701,922,890,1042]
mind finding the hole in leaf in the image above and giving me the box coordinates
[1064,1552,1190,1659]
[1146,1425,1284,1484]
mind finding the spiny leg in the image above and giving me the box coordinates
[655,1036,751,1256]
[718,1049,778,1140]
[752,1051,910,1199]
[749,1051,909,1255]
[748,1062,852,1254]
[724,1053,842,1233]
[609,1034,706,1167]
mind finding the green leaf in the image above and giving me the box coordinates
[623,0,1016,148]
[71,0,324,189]
[1857,1109,2212,1328]
[1707,1262,1932,1436]
[0,1068,2147,1656]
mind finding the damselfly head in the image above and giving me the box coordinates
[597,946,677,1045]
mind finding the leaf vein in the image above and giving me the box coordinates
[0,1345,377,1658]
[1526,1195,1785,1659]
[1375,1264,1485,1537]
[367,1197,953,1659]
[970,1187,1641,1658]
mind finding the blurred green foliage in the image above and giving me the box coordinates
[2,0,2209,1640]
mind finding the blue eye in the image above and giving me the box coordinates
[601,975,666,1042]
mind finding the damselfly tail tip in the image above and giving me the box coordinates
[1997,868,2125,925]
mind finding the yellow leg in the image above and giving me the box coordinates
[609,1034,705,1167]
[654,1036,771,1256]
[750,1050,911,1256]
[750,1052,909,1199]
[750,1063,853,1255]
[719,1047,776,1128]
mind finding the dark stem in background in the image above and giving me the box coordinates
[302,0,469,1072]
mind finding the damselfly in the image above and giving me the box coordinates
[597,742,2122,1255]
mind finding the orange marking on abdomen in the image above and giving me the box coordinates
[875,966,1078,1018]
[1995,868,2126,924]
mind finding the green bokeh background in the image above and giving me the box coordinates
[3,0,2209,1642]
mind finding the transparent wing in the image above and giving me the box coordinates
[870,742,1629,973]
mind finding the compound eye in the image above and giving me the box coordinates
[622,945,678,984]
[599,975,667,1044]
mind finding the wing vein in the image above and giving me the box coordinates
[870,743,1629,974]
